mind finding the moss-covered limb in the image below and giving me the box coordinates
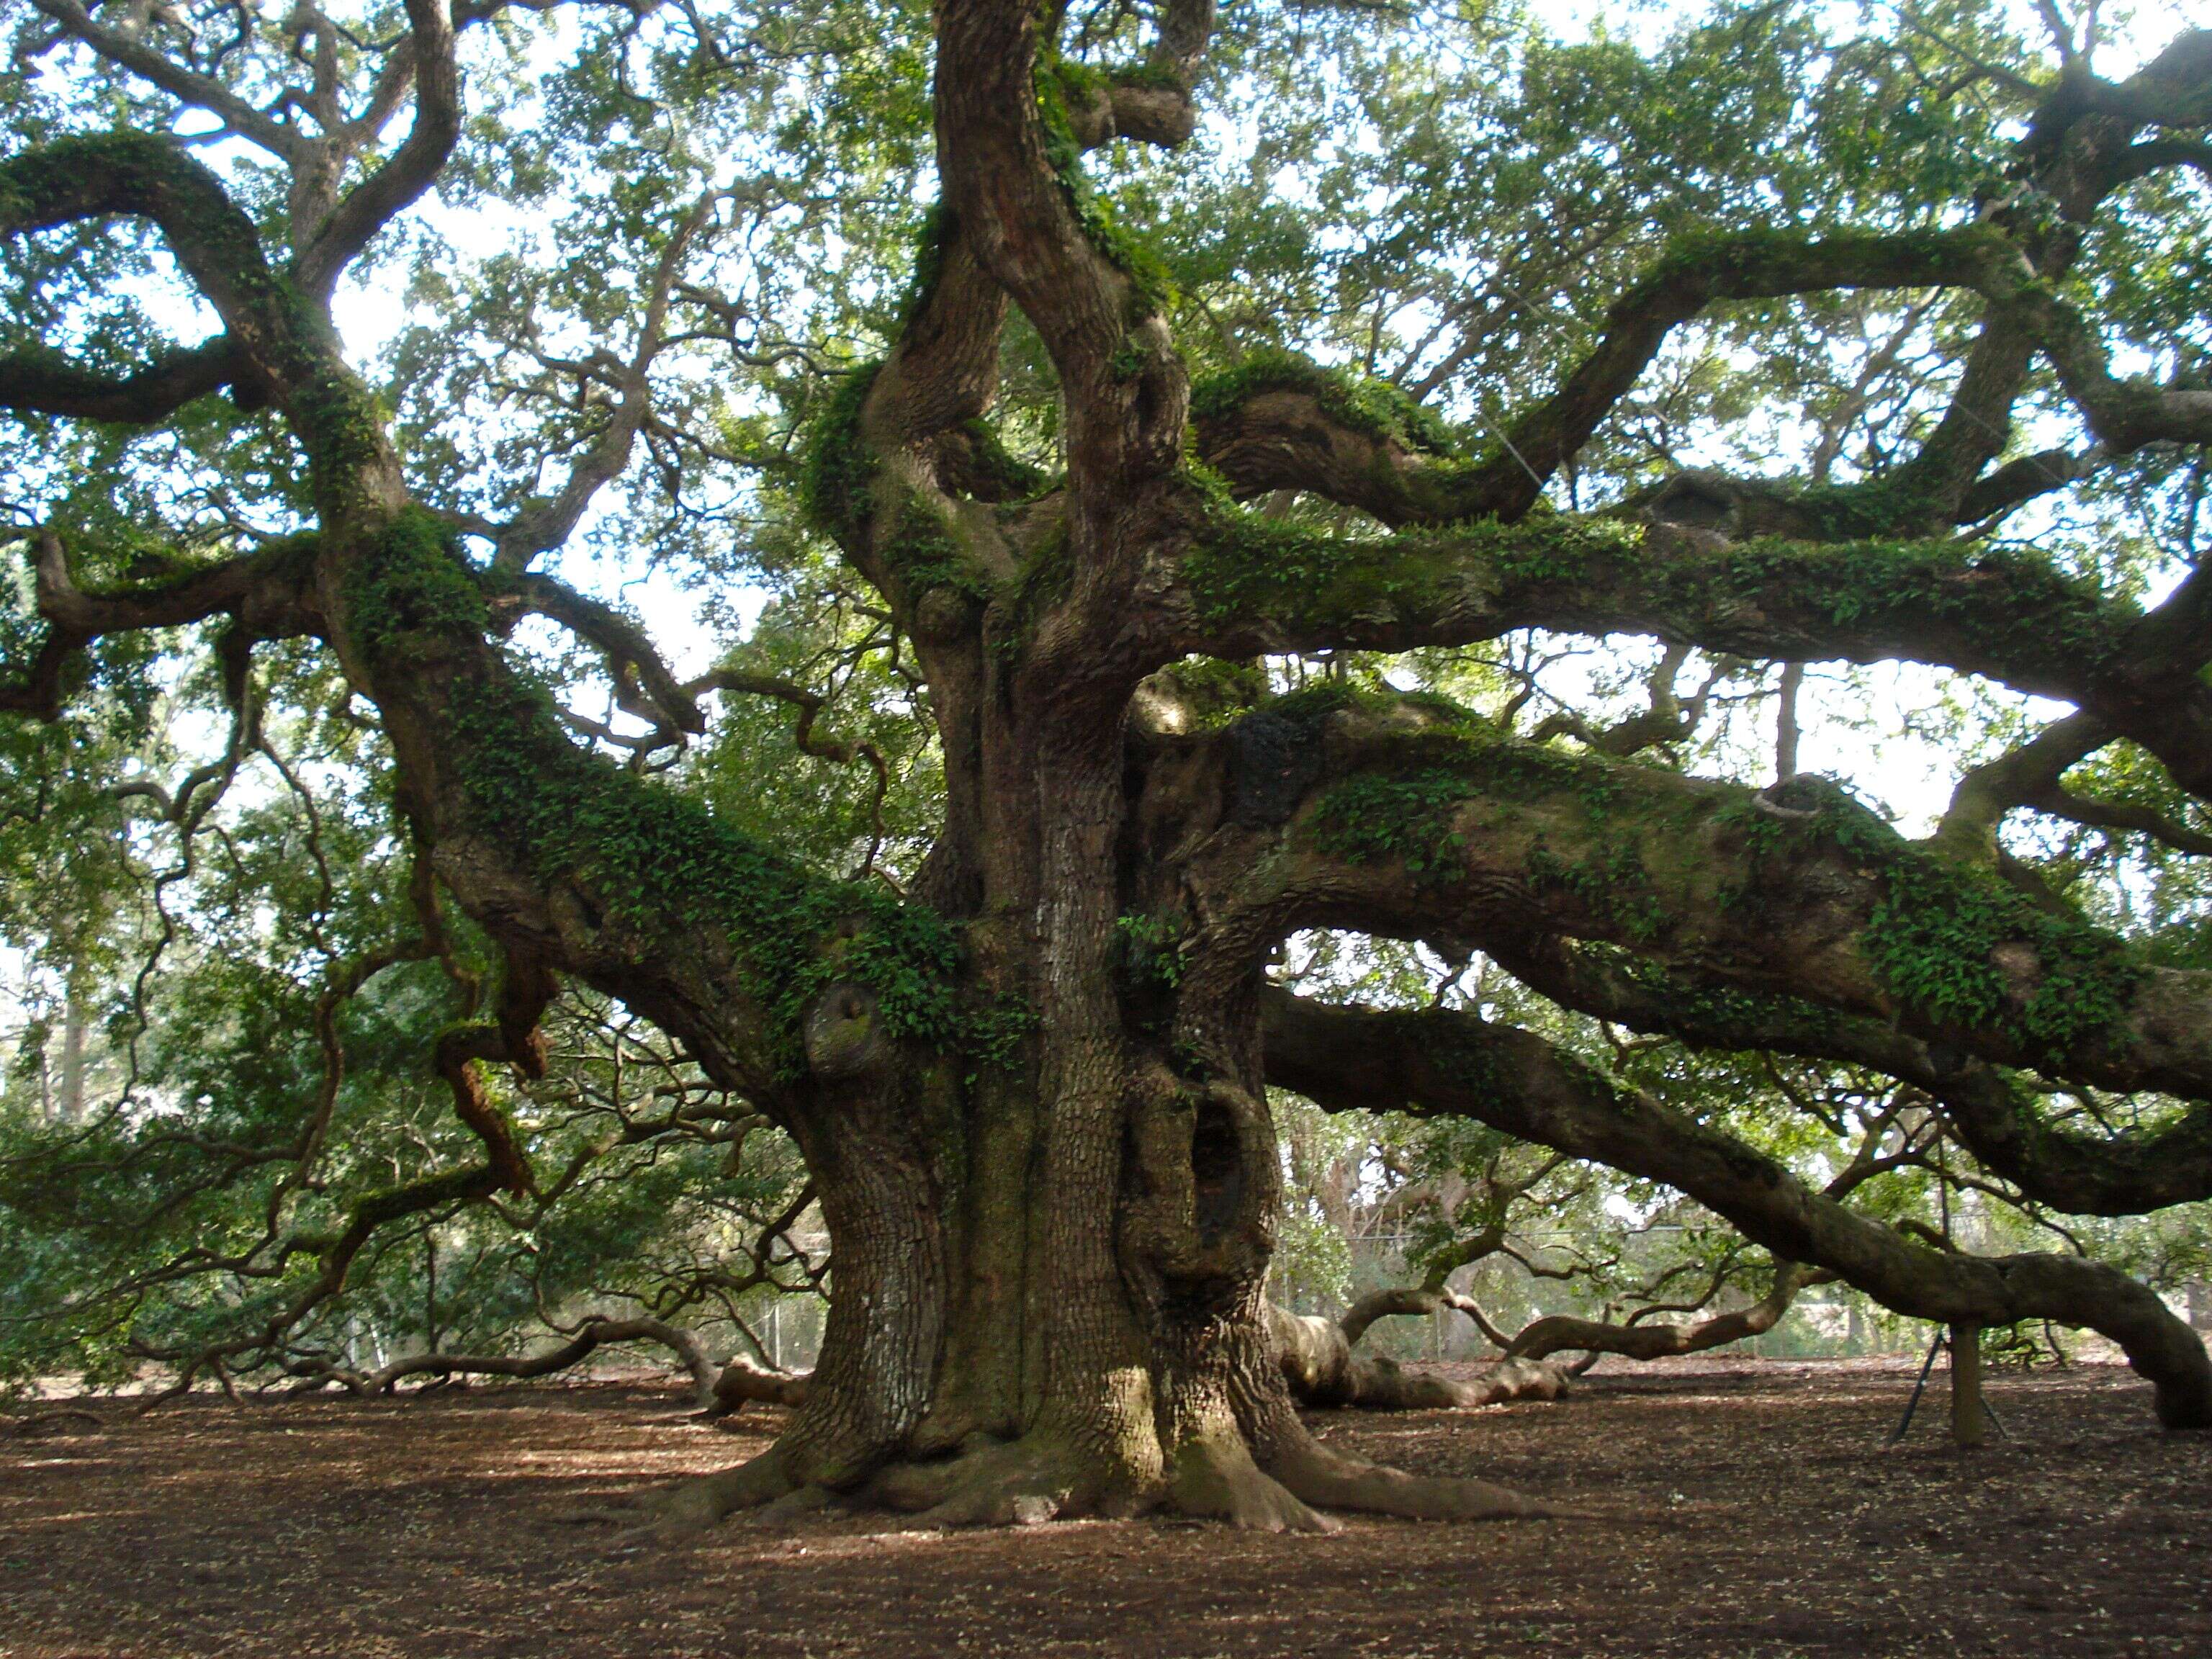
[1479,934,2212,1216]
[0,131,410,527]
[431,1020,534,1198]
[1189,351,1497,529]
[0,334,243,423]
[2010,279,2212,453]
[1164,498,2212,789]
[28,525,322,639]
[0,135,285,367]
[796,361,1035,608]
[436,670,1017,1085]
[1256,987,2212,1429]
[1167,693,2212,1101]
[932,1,1163,400]
[1033,61,1178,322]
[1192,361,2020,543]
[1,526,323,719]
[1045,55,1202,150]
[876,206,1019,457]
[1173,495,2133,686]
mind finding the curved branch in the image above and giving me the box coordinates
[22,0,306,158]
[1,529,322,719]
[0,335,243,422]
[1146,693,2212,1210]
[1505,1263,1835,1361]
[1421,225,2020,524]
[353,1316,721,1407]
[1258,987,2212,1428]
[0,134,287,373]
[486,192,718,572]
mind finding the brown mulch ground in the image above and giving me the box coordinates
[1,1355,2206,1658]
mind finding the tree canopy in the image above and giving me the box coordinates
[4,0,2212,1529]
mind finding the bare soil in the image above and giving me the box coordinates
[1,1355,2206,1658]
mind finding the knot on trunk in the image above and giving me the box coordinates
[804,981,894,1080]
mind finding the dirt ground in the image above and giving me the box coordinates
[1,1355,2206,1658]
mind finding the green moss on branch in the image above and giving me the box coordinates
[1035,60,1178,322]
[1190,349,1459,457]
[343,508,487,660]
[446,675,1012,1074]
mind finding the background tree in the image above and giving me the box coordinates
[4,0,2212,1534]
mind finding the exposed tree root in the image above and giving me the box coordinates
[6,1407,105,1439]
[873,1434,1139,1528]
[1168,1432,1339,1534]
[1266,1429,1572,1522]
[552,1442,801,1539]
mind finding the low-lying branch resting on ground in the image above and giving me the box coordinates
[312,1318,725,1409]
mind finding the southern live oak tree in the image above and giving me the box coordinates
[7,0,2212,1530]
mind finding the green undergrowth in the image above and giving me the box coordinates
[446,673,1025,1076]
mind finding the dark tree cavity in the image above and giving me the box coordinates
[6,0,2212,1533]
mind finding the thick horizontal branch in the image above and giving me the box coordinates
[1155,693,2212,1107]
[1258,987,2212,1427]
[1162,505,2212,799]
[1,529,323,718]
[1483,933,2212,1217]
[0,335,243,423]
[1267,1303,1570,1411]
